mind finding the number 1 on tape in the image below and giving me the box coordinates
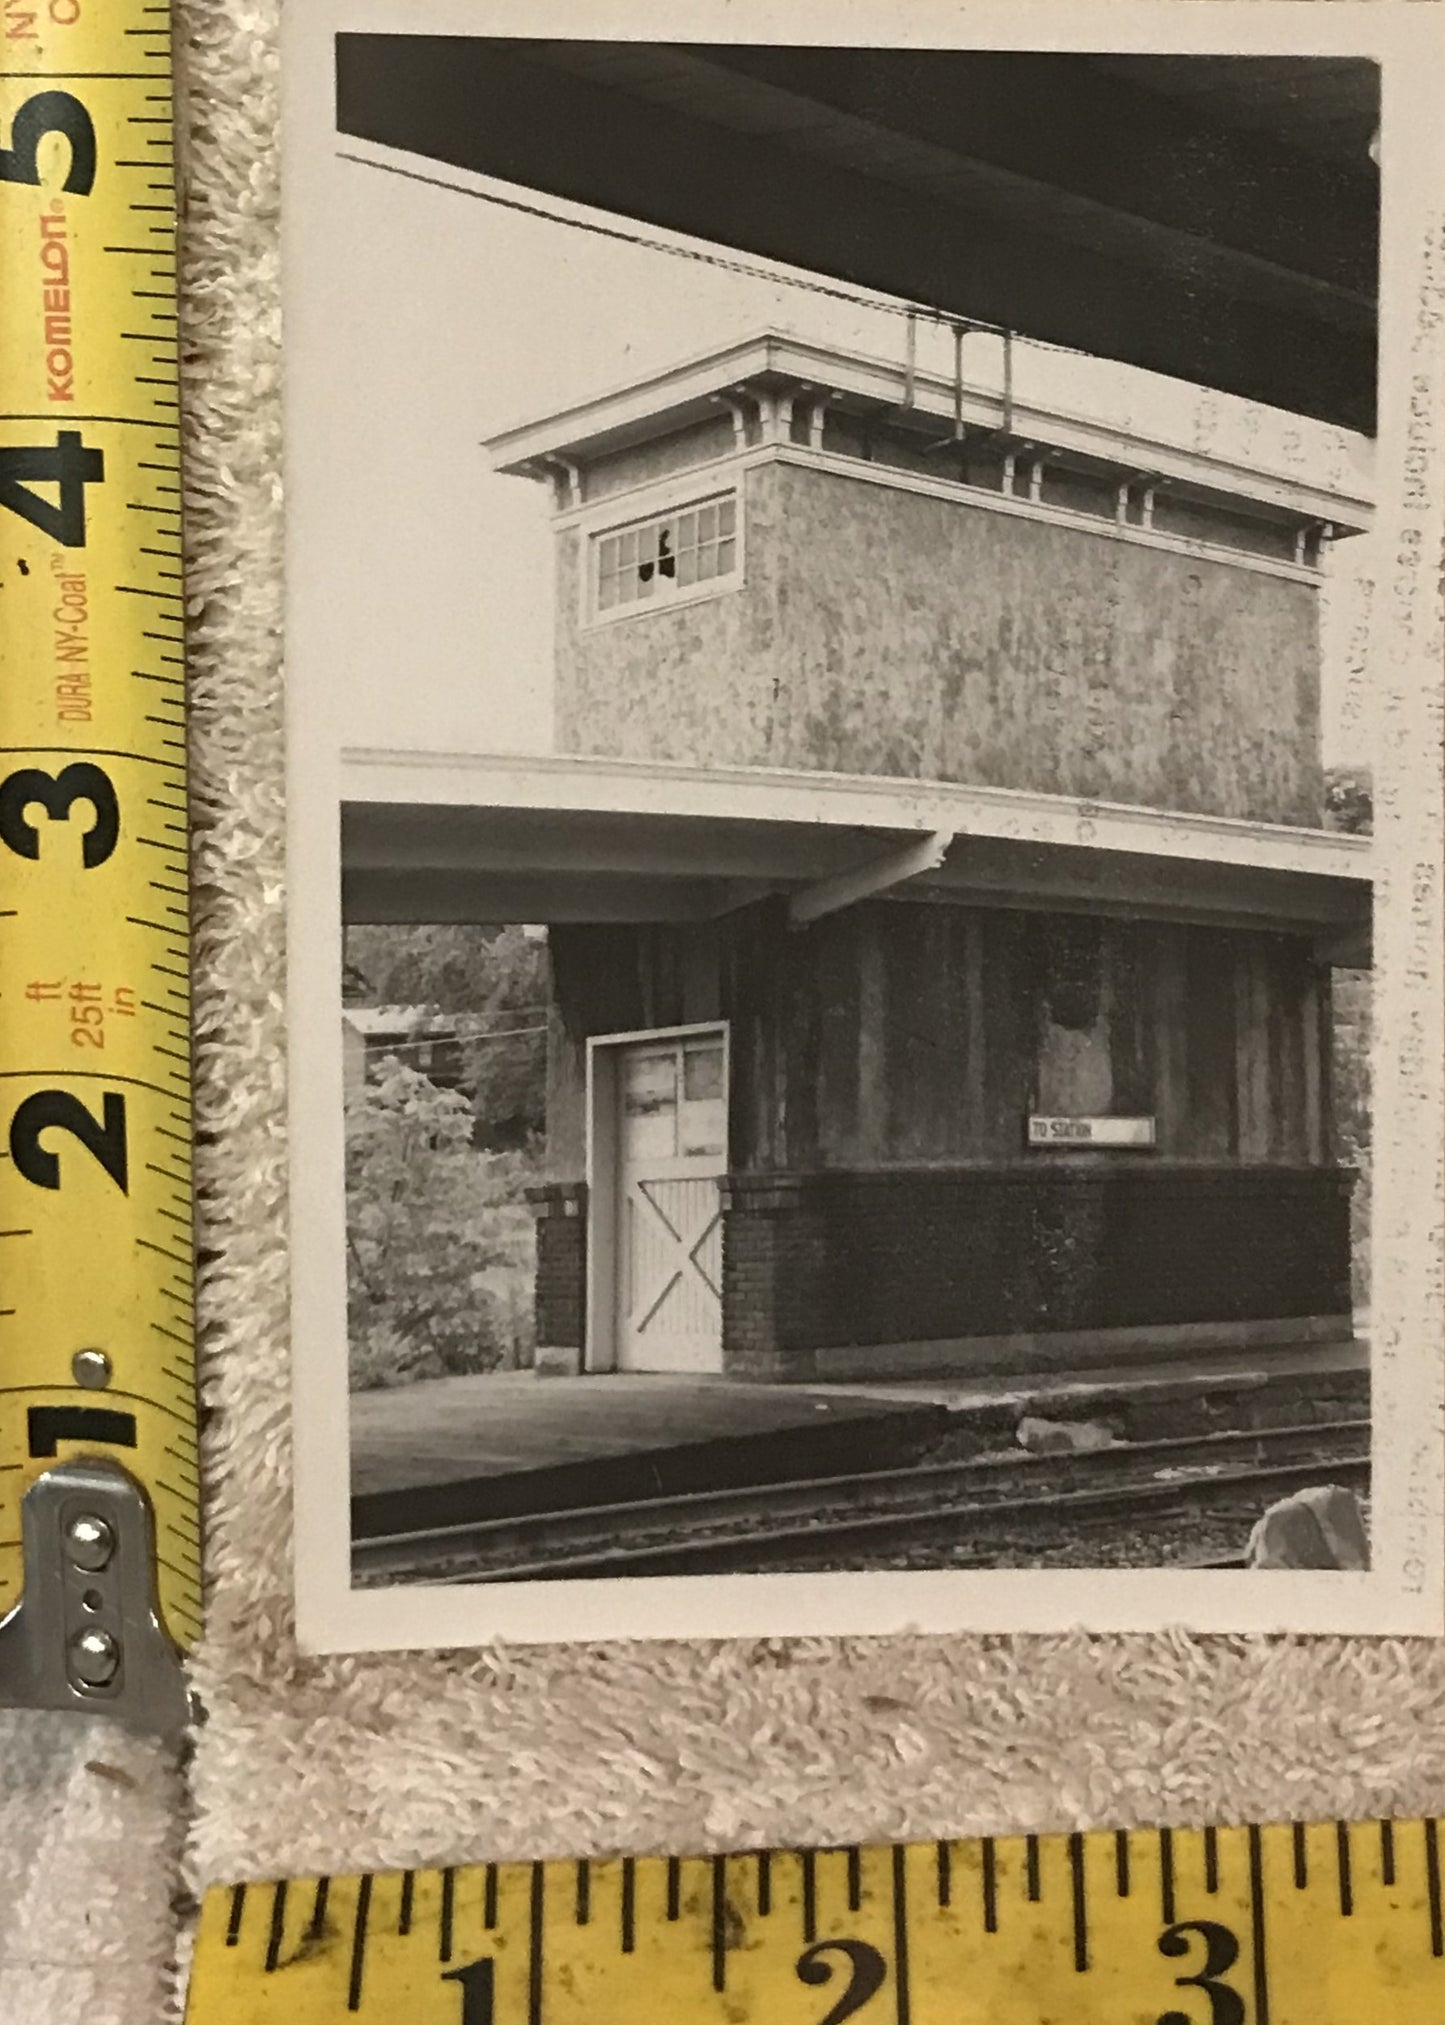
[183,1823,1445,2022]
[0,0,196,1732]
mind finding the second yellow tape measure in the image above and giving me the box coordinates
[184,1818,1445,2022]
[0,0,194,1728]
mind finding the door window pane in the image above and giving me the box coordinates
[680,1038,726,1155]
[683,1039,724,1101]
[622,1048,677,1158]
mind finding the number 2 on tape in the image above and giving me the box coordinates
[10,1090,128,1194]
[2,756,130,1197]
[0,84,141,1466]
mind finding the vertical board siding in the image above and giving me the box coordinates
[1276,944,1311,1164]
[1304,968,1327,1163]
[981,913,1033,1155]
[855,924,888,1160]
[546,904,1336,1180]
[544,1004,588,1178]
[1234,943,1268,1163]
[781,917,826,1169]
[960,910,988,1161]
[1109,923,1153,1117]
[883,906,973,1163]
[1149,924,1190,1156]
[1183,930,1239,1158]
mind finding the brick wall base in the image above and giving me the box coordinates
[526,1181,587,1363]
[720,1164,1355,1381]
[526,1167,1354,1383]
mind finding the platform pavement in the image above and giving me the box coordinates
[349,1331,1368,1529]
[807,1330,1368,1413]
[349,1370,945,1505]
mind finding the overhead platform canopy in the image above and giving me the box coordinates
[342,751,1373,967]
[335,40,1379,433]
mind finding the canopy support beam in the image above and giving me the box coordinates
[788,829,954,927]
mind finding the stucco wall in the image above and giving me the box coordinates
[556,458,1322,824]
[555,460,786,765]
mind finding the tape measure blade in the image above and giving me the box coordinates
[1,0,196,1720]
[184,1823,1445,2021]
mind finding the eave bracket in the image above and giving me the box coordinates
[788,829,954,927]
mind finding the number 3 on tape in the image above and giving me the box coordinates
[182,1825,1445,2022]
[0,1,197,1732]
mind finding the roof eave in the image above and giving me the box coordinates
[482,332,1374,534]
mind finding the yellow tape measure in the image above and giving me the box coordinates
[185,1818,1445,2022]
[0,0,194,1729]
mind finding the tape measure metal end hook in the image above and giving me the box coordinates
[1,0,201,1705]
[0,1457,191,1735]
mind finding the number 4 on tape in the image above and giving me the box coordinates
[0,431,105,545]
[0,8,196,1729]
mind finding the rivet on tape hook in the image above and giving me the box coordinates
[0,1458,190,1737]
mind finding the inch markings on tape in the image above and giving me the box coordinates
[0,0,195,1732]
[184,1819,1445,2022]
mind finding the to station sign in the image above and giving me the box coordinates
[1027,1116,1157,1148]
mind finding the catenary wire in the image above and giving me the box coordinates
[334,146,1109,365]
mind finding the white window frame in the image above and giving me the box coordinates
[584,486,743,629]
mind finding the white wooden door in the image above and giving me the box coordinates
[615,1032,727,1374]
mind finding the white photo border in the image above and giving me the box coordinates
[284,0,1445,1653]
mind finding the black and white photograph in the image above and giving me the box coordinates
[282,2,1445,1650]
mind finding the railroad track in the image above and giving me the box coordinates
[353,1417,1370,1585]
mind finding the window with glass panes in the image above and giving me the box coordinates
[594,493,737,614]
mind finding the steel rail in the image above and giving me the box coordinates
[354,1416,1371,1585]
[421,1449,1370,1583]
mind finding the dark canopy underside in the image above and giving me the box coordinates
[335,39,1379,434]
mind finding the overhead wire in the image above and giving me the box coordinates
[334,146,1102,370]
[346,1026,548,1052]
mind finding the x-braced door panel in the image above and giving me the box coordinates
[615,1033,726,1374]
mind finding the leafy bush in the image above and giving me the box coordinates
[346,1057,538,1390]
[345,922,548,1148]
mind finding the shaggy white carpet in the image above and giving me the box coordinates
[1,7,1443,2025]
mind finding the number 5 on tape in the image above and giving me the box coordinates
[0,0,197,1732]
